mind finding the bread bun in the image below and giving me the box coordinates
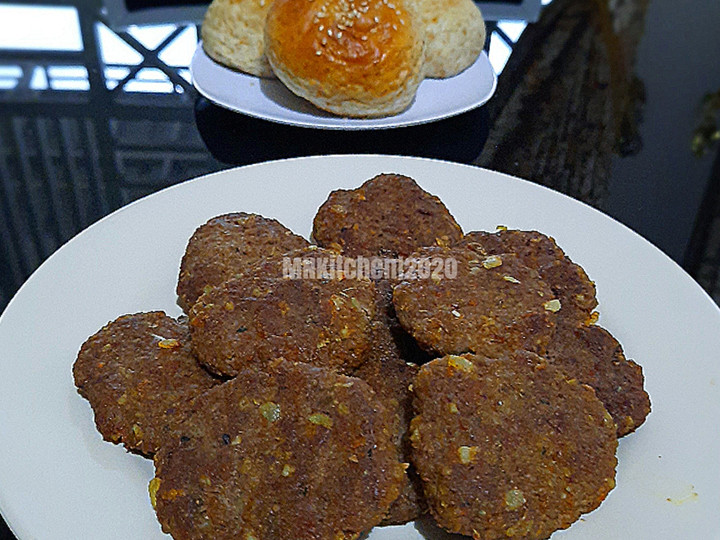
[264,0,425,117]
[410,0,485,78]
[202,0,276,78]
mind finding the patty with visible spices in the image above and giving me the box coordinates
[410,352,618,540]
[73,312,221,456]
[457,229,597,323]
[189,276,377,377]
[151,359,405,540]
[546,320,651,437]
[177,212,309,312]
[312,174,463,258]
[392,246,558,358]
[241,244,346,281]
[353,313,426,525]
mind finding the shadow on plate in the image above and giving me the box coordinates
[414,514,467,539]
[258,77,337,118]
[194,96,490,166]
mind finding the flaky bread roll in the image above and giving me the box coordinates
[202,0,276,78]
[410,0,485,78]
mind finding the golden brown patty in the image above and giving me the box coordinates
[189,276,376,377]
[457,229,598,323]
[241,244,346,280]
[312,174,463,258]
[393,246,558,357]
[73,312,220,456]
[546,320,651,437]
[353,313,426,525]
[176,213,309,312]
[151,360,405,540]
[411,352,618,539]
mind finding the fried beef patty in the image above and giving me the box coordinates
[312,174,463,258]
[189,276,376,377]
[457,229,597,323]
[73,312,220,456]
[151,360,405,540]
[177,212,309,311]
[410,352,618,539]
[393,246,558,358]
[547,320,651,436]
[353,313,426,525]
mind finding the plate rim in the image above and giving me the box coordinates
[190,44,498,131]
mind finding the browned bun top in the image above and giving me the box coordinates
[265,0,424,116]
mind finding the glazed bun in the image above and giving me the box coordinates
[410,0,485,78]
[202,0,276,78]
[264,0,425,117]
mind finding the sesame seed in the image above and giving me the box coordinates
[315,50,322,55]
[328,28,333,36]
[319,24,324,30]
[374,15,379,22]
[337,30,343,37]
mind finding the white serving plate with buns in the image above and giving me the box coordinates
[191,43,496,130]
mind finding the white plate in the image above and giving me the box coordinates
[190,44,497,130]
[0,156,718,539]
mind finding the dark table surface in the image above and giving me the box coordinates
[0,0,719,537]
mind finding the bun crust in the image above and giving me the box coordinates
[265,0,425,117]
[411,0,485,78]
[202,0,276,78]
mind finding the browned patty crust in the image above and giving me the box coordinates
[151,360,405,540]
[189,276,377,377]
[373,278,433,365]
[411,352,618,540]
[177,212,309,312]
[353,316,426,524]
[312,174,463,258]
[547,321,651,437]
[458,229,597,323]
[393,246,558,358]
[73,312,220,456]
[242,244,346,281]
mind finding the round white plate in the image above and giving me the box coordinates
[190,44,497,130]
[1,156,718,539]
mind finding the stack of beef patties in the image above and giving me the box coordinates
[73,173,650,540]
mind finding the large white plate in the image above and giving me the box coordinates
[0,156,718,539]
[191,44,497,130]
